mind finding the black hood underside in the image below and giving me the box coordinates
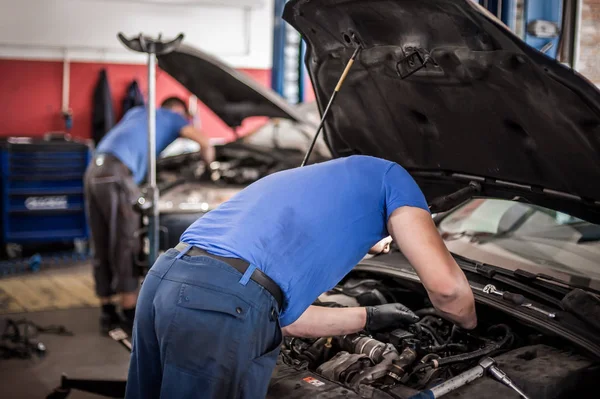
[283,0,600,223]
[157,44,307,127]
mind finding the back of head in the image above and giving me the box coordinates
[161,96,189,118]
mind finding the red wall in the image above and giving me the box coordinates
[0,59,272,142]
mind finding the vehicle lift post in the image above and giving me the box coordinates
[45,33,184,399]
[117,32,184,266]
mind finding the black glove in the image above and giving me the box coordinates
[365,303,420,332]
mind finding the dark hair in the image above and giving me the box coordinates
[160,96,189,114]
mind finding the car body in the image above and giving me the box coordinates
[262,0,600,398]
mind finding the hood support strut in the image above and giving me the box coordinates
[301,42,362,167]
[429,182,482,213]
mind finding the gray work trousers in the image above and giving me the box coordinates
[84,154,142,297]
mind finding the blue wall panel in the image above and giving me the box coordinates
[524,0,563,58]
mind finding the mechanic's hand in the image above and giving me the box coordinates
[454,322,481,336]
[365,303,420,332]
[368,236,393,255]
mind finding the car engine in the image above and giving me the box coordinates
[157,141,323,189]
[268,276,599,399]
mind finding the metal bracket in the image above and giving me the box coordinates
[396,49,431,79]
[475,262,496,278]
[526,20,560,38]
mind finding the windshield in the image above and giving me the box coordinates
[438,199,600,289]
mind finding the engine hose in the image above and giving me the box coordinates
[413,324,512,373]
[415,308,462,327]
[351,344,401,387]
[438,324,512,365]
[418,324,444,346]
[425,343,469,353]
[446,325,460,344]
[298,337,329,367]
[383,347,418,385]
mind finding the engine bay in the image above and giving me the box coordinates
[157,141,320,191]
[268,275,599,399]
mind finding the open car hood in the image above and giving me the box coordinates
[157,43,307,127]
[283,0,600,224]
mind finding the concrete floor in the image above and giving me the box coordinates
[0,307,131,399]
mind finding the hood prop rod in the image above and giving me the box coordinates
[428,182,482,214]
[301,43,362,167]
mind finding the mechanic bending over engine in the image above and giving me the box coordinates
[125,155,477,399]
[84,97,215,334]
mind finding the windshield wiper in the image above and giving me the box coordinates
[441,230,498,243]
[453,253,599,294]
[453,254,566,306]
[512,269,600,296]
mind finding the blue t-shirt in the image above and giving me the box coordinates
[180,155,430,327]
[96,106,189,184]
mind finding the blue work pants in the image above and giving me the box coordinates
[125,248,282,399]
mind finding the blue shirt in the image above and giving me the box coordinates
[180,155,430,327]
[96,106,189,184]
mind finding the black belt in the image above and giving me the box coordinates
[174,243,283,309]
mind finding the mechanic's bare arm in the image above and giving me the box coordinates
[180,125,215,164]
[387,206,478,330]
[281,306,366,338]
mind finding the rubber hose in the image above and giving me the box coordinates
[351,346,400,387]
[419,324,444,346]
[413,324,512,373]
[426,343,469,353]
[437,324,512,367]
[299,337,328,366]
[415,307,458,325]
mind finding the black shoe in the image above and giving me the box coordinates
[118,318,133,338]
[100,303,123,334]
[118,307,135,336]
[100,311,123,334]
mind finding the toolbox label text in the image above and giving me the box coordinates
[25,196,68,210]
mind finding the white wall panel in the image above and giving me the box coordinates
[0,0,273,68]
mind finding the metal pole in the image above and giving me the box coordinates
[572,0,583,71]
[501,0,517,31]
[147,51,159,265]
[271,0,287,95]
[116,32,183,266]
[298,37,306,104]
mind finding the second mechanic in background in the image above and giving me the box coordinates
[84,96,215,333]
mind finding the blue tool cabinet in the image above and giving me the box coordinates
[0,136,92,247]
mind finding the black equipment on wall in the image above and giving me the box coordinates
[91,69,115,145]
[122,79,145,119]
